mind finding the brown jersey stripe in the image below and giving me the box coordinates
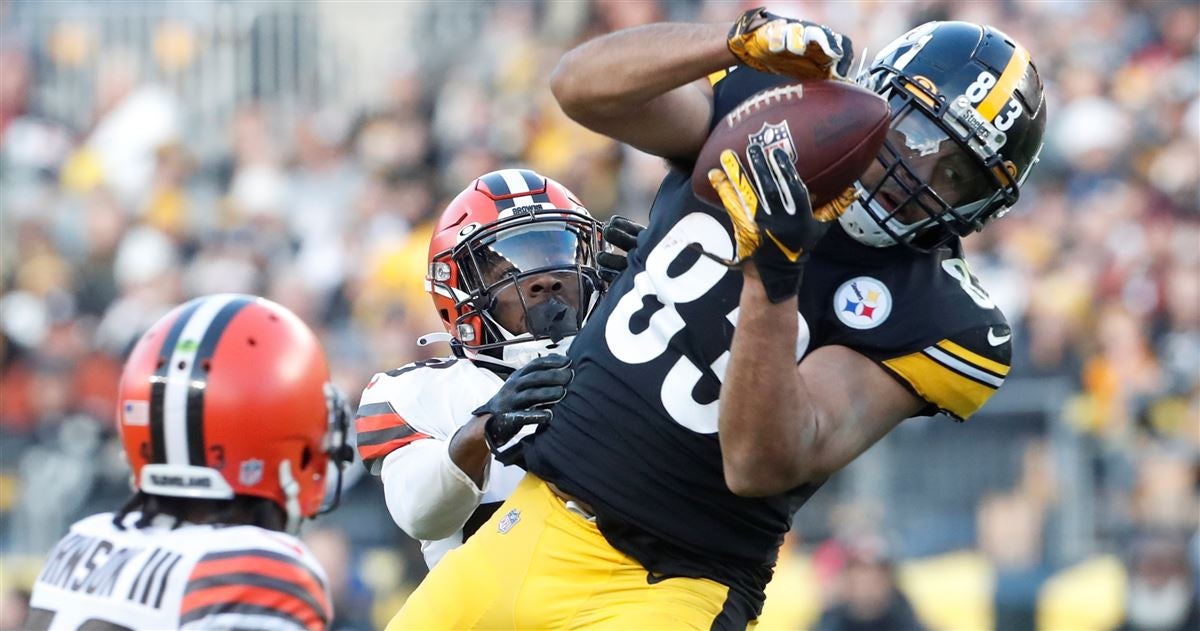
[184,572,327,624]
[359,433,431,462]
[195,548,326,593]
[189,555,328,613]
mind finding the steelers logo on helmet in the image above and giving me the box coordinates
[834,276,892,330]
[842,21,1046,252]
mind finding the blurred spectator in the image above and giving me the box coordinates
[815,536,926,631]
[0,1,1196,626]
[1117,534,1200,631]
[303,528,376,631]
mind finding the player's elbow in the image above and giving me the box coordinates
[723,450,807,498]
[550,56,592,121]
[550,52,618,123]
[389,499,459,541]
[723,435,834,497]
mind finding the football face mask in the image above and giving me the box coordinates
[854,102,1011,246]
[454,218,601,351]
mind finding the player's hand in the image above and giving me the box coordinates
[727,7,854,80]
[475,354,573,465]
[708,144,832,303]
[596,215,645,284]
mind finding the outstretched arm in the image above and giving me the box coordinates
[550,22,731,161]
[550,9,854,162]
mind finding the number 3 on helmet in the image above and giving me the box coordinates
[118,295,351,530]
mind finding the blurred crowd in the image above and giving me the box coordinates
[0,1,1196,629]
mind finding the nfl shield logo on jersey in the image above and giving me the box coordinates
[497,509,521,534]
[834,277,893,330]
[239,459,264,486]
[747,121,797,162]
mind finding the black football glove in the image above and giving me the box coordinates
[596,215,645,285]
[708,144,832,303]
[477,354,573,465]
[727,7,855,80]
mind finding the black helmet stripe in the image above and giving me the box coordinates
[517,169,552,204]
[480,172,517,209]
[155,295,254,466]
[184,296,254,465]
[149,299,205,464]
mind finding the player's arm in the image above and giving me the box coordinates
[179,547,331,630]
[720,264,923,497]
[356,376,480,541]
[709,146,922,496]
[551,9,853,161]
[364,356,572,540]
[550,22,727,161]
[711,148,1005,496]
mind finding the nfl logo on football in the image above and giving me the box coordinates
[747,121,797,162]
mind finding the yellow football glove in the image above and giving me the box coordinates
[727,7,855,80]
[708,145,841,303]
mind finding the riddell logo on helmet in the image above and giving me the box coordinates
[149,474,213,489]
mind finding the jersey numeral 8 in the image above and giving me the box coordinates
[605,213,733,433]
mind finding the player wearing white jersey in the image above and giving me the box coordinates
[27,295,352,630]
[356,169,614,567]
[28,512,330,630]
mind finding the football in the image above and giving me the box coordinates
[692,80,891,209]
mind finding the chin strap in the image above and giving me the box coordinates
[417,331,454,347]
[279,460,302,535]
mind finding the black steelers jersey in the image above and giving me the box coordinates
[522,66,1012,624]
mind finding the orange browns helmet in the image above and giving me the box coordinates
[426,169,605,368]
[117,294,351,528]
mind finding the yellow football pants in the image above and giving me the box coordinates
[387,474,743,630]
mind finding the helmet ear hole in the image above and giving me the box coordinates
[440,309,450,323]
[300,445,313,470]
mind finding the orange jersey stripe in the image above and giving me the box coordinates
[189,556,328,614]
[182,583,326,629]
[356,412,410,434]
[358,433,430,460]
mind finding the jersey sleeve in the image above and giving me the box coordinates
[379,438,487,541]
[876,324,1012,421]
[179,547,331,631]
[356,395,432,475]
[355,368,439,475]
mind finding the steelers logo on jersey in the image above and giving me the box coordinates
[834,276,892,329]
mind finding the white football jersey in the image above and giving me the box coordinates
[356,357,527,567]
[27,511,331,630]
